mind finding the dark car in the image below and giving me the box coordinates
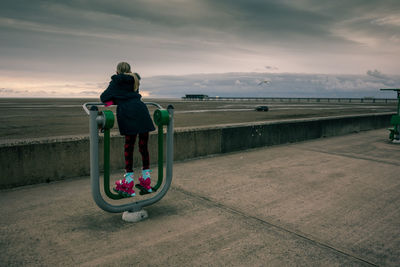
[255,105,269,112]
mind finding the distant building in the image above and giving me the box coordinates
[182,94,209,100]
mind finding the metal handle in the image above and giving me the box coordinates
[83,102,104,115]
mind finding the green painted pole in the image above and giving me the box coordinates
[152,109,170,191]
[99,110,122,200]
[397,91,400,115]
[153,125,164,191]
[104,128,124,200]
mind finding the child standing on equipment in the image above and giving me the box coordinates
[100,62,155,197]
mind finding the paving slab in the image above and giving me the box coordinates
[1,129,399,266]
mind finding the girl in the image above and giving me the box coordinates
[100,62,155,197]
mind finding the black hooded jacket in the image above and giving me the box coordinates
[100,74,155,135]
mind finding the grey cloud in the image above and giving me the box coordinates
[0,88,14,93]
[143,72,400,98]
[0,88,29,94]
[365,70,398,87]
[265,66,279,71]
[0,0,399,83]
[0,0,368,48]
[302,0,400,44]
[79,90,100,95]
[367,69,387,79]
[2,0,399,45]
[206,0,331,33]
[1,0,217,37]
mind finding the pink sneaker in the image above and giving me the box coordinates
[138,169,152,193]
[114,172,135,197]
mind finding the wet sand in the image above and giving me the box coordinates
[0,98,396,142]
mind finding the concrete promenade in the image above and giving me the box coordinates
[1,129,399,266]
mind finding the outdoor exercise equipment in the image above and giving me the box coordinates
[380,88,400,142]
[83,102,174,221]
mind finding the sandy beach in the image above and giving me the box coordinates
[0,97,396,142]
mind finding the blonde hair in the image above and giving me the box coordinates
[131,73,140,92]
[116,62,140,92]
[116,62,131,74]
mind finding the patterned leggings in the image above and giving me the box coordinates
[124,133,150,172]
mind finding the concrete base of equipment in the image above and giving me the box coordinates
[122,209,148,222]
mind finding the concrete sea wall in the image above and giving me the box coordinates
[0,113,393,188]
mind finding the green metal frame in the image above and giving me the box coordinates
[100,110,123,200]
[84,102,174,213]
[390,115,400,125]
[101,108,170,199]
[153,109,170,191]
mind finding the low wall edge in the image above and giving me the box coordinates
[0,113,393,188]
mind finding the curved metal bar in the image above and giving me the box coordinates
[83,102,162,115]
[83,102,104,115]
[144,102,163,109]
[86,102,174,213]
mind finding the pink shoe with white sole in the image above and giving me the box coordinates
[114,172,136,197]
[138,169,152,193]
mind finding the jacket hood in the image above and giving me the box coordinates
[111,74,135,85]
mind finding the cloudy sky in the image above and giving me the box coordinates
[0,0,399,98]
